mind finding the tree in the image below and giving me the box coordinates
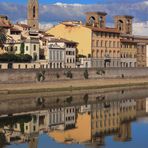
[0,53,32,63]
[0,133,6,147]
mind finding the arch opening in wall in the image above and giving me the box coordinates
[33,6,36,18]
[118,20,123,31]
[89,16,95,26]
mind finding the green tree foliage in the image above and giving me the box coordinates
[0,115,32,128]
[0,53,32,63]
[0,133,6,147]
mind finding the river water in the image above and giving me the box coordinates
[0,87,148,148]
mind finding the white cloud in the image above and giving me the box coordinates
[0,1,148,36]
[133,21,148,36]
[39,22,53,31]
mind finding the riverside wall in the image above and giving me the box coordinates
[0,67,148,83]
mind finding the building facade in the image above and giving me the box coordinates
[47,12,148,68]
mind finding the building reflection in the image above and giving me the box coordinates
[0,94,147,147]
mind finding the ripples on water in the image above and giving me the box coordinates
[0,88,148,148]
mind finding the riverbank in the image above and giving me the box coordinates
[1,78,148,94]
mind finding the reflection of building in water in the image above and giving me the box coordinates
[49,106,76,130]
[136,98,146,118]
[65,106,76,129]
[91,99,120,145]
[3,110,49,144]
[29,136,38,148]
[49,107,65,130]
[79,104,91,114]
[114,122,131,142]
[145,98,148,113]
[49,112,91,144]
[1,94,148,147]
[91,98,136,145]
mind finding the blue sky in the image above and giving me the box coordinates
[0,0,147,35]
[0,0,143,4]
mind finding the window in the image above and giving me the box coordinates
[113,41,116,48]
[50,51,52,60]
[101,40,103,47]
[10,46,13,52]
[15,46,17,51]
[26,46,28,51]
[33,6,36,18]
[92,40,95,47]
[109,41,112,47]
[96,40,99,47]
[26,126,28,130]
[34,45,36,51]
[105,41,107,47]
[33,126,36,131]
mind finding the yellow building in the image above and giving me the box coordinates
[49,112,91,144]
[120,37,137,67]
[47,21,92,57]
[46,12,121,67]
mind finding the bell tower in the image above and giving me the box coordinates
[27,0,39,30]
[114,15,133,35]
[86,12,107,28]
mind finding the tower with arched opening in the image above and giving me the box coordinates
[86,12,107,28]
[27,0,39,30]
[114,15,133,35]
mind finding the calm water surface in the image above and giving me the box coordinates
[0,88,148,148]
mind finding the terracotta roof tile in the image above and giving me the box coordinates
[17,23,31,29]
[0,19,11,28]
[90,27,120,33]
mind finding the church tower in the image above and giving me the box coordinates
[114,15,133,35]
[27,0,39,30]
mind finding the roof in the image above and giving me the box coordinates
[88,26,120,33]
[40,37,48,41]
[10,27,21,32]
[86,12,107,16]
[0,18,11,28]
[115,15,134,19]
[133,35,148,40]
[39,31,54,37]
[121,39,137,44]
[49,38,78,44]
[16,23,31,29]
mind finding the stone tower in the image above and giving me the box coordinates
[114,15,133,35]
[86,12,107,28]
[27,0,39,30]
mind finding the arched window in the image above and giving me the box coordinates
[33,6,36,18]
[118,20,123,31]
[89,16,95,26]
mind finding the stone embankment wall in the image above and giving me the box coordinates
[0,68,148,83]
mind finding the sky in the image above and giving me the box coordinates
[0,0,147,35]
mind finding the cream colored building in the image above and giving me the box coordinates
[120,38,137,67]
[47,38,77,68]
[3,24,40,61]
